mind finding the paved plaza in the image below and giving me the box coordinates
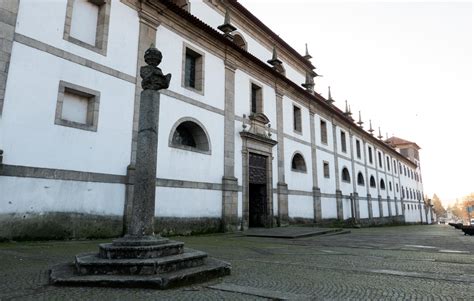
[0,224,473,300]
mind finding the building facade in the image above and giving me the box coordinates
[0,0,431,240]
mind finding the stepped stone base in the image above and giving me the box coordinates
[50,257,231,289]
[49,238,231,289]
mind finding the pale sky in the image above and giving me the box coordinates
[239,0,473,205]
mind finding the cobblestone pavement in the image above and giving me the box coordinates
[0,225,473,300]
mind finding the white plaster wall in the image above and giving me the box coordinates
[155,187,221,217]
[273,192,278,216]
[288,195,313,219]
[368,170,378,197]
[354,163,367,196]
[316,149,336,194]
[156,95,224,183]
[343,198,352,220]
[366,142,375,168]
[335,125,350,157]
[372,200,380,218]
[283,96,310,142]
[321,197,337,219]
[352,135,365,164]
[359,199,369,219]
[234,70,276,127]
[284,64,306,89]
[315,115,334,151]
[3,43,134,175]
[338,157,353,195]
[390,201,396,216]
[189,0,224,29]
[284,139,312,191]
[157,27,225,111]
[0,177,125,215]
[382,201,389,217]
[16,0,139,76]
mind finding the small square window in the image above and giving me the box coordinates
[356,139,361,159]
[250,83,263,114]
[55,81,100,131]
[340,131,347,153]
[63,0,110,55]
[182,44,205,94]
[320,120,328,144]
[293,105,302,133]
[323,161,330,178]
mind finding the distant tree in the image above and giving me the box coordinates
[431,194,446,217]
[450,199,464,219]
[461,193,474,222]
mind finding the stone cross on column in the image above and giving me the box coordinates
[121,45,171,243]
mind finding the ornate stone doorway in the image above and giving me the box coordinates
[249,153,268,227]
[240,113,277,230]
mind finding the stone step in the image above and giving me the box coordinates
[99,240,184,259]
[50,257,231,289]
[75,248,206,276]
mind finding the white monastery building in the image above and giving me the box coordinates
[0,0,433,240]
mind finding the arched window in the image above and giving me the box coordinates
[370,176,376,188]
[233,33,247,50]
[357,172,364,186]
[169,118,211,154]
[341,167,350,183]
[291,153,307,172]
[380,179,386,190]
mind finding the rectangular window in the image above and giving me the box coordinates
[64,0,110,54]
[386,157,391,171]
[293,105,302,133]
[356,140,361,159]
[340,131,347,153]
[184,47,204,91]
[320,120,328,144]
[251,83,262,114]
[368,146,373,164]
[394,160,397,174]
[323,161,330,178]
[55,81,100,132]
[378,152,382,168]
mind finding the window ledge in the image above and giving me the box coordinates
[183,85,205,96]
[291,168,307,174]
[64,35,107,56]
[169,144,211,155]
[55,118,97,132]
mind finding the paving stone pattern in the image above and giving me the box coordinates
[1,225,473,300]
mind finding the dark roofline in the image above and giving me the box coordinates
[158,0,417,168]
[227,0,316,71]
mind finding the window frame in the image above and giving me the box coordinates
[168,117,212,155]
[249,81,263,114]
[63,0,111,55]
[340,130,347,153]
[320,119,328,145]
[356,139,361,159]
[323,161,330,178]
[182,43,205,95]
[54,80,100,132]
[341,167,351,183]
[291,152,307,173]
[293,104,302,134]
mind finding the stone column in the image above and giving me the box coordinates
[332,121,343,221]
[221,62,238,231]
[275,91,288,226]
[336,190,344,221]
[378,195,383,219]
[367,194,373,221]
[387,196,392,217]
[123,46,171,241]
[124,12,160,234]
[309,109,322,222]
